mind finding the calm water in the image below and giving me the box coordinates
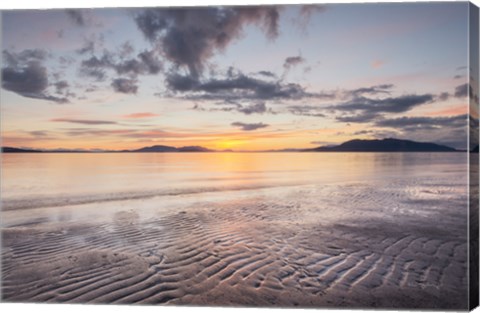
[1,152,467,212]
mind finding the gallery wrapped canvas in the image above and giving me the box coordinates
[1,1,479,311]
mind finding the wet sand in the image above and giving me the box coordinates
[1,174,468,309]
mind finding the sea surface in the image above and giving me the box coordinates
[1,152,471,308]
[1,152,467,207]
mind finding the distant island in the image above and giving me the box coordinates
[1,138,461,153]
[304,138,457,152]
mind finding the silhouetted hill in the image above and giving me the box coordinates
[129,145,212,152]
[307,138,457,152]
[2,147,42,153]
[131,145,179,152]
[2,139,458,153]
[177,146,212,152]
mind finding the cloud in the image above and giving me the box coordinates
[65,9,86,26]
[79,49,162,81]
[165,70,330,102]
[2,50,69,104]
[349,84,394,97]
[111,78,138,94]
[454,83,471,98]
[374,114,468,149]
[3,49,47,67]
[122,112,159,119]
[2,62,47,96]
[54,80,69,94]
[79,53,112,81]
[296,4,327,31]
[436,92,450,101]
[134,6,282,77]
[257,71,276,78]
[137,50,163,74]
[332,94,434,117]
[288,105,326,117]
[237,102,267,115]
[65,9,97,27]
[231,121,269,131]
[29,130,49,138]
[375,114,467,129]
[336,112,380,123]
[64,128,135,137]
[51,118,117,125]
[283,56,304,70]
[76,35,105,55]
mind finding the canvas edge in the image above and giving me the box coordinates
[469,1,480,311]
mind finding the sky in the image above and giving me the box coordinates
[0,2,477,151]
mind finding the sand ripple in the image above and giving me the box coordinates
[2,178,468,309]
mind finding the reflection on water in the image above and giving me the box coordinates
[1,152,467,203]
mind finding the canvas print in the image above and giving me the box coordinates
[1,1,479,310]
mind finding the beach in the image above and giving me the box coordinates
[1,152,469,309]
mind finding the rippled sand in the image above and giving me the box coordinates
[1,172,468,309]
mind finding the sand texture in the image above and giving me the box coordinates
[1,171,468,309]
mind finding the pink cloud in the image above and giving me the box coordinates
[122,112,160,119]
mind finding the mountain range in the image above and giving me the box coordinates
[1,138,465,153]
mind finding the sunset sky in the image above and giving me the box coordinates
[1,2,476,151]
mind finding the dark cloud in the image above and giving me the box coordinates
[79,49,162,81]
[54,80,69,94]
[118,41,135,59]
[238,102,267,115]
[80,68,107,81]
[76,39,96,55]
[349,84,394,97]
[454,83,471,98]
[79,53,112,81]
[2,62,47,95]
[288,105,325,117]
[453,74,464,79]
[114,59,146,76]
[283,56,305,70]
[111,78,138,94]
[375,114,467,129]
[436,92,450,101]
[134,6,282,77]
[2,50,68,104]
[66,9,86,26]
[336,112,380,123]
[331,94,434,121]
[231,121,269,131]
[165,72,199,92]
[165,70,329,102]
[76,34,105,55]
[257,70,276,78]
[138,50,163,74]
[374,114,468,149]
[65,9,95,27]
[3,49,47,67]
[295,5,327,32]
[353,130,374,136]
[51,118,117,125]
